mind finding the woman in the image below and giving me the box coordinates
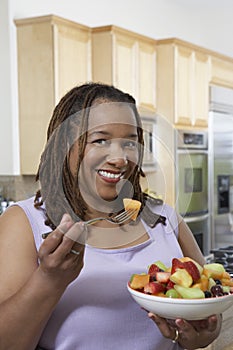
[0,83,221,349]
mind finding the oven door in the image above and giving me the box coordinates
[184,214,210,256]
[177,151,208,216]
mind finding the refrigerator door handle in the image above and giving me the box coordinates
[184,214,209,223]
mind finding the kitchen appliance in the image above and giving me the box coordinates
[210,246,233,276]
[209,86,233,249]
[176,130,210,255]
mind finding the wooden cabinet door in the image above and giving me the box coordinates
[54,22,91,104]
[211,56,233,89]
[92,26,156,111]
[193,52,210,127]
[157,39,210,129]
[113,33,136,98]
[138,41,156,110]
[175,46,193,125]
[15,15,91,174]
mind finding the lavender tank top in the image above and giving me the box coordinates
[16,197,184,350]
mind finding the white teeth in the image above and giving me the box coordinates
[98,170,122,179]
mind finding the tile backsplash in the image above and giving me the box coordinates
[0,175,39,202]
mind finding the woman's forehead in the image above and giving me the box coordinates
[87,102,137,129]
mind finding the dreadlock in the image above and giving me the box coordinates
[35,82,165,229]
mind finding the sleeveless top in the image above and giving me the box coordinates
[15,197,184,350]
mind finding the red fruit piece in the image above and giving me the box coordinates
[148,264,160,277]
[171,258,185,274]
[166,280,175,290]
[154,271,171,284]
[144,282,165,295]
[183,261,200,282]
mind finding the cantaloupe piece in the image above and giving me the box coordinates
[123,198,141,221]
[130,274,150,290]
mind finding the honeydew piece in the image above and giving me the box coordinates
[123,198,142,221]
[203,262,226,280]
[174,285,205,299]
[222,286,230,293]
[203,263,225,273]
[170,268,193,288]
[165,289,180,298]
[208,277,216,291]
[153,260,168,271]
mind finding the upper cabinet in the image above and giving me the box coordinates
[15,15,92,174]
[210,55,233,89]
[156,38,211,128]
[92,25,157,111]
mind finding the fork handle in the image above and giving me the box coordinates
[85,218,105,225]
[41,217,107,239]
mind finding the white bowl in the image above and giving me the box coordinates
[127,284,233,320]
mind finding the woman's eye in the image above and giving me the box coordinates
[124,140,137,149]
[93,139,109,145]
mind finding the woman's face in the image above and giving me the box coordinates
[69,102,139,211]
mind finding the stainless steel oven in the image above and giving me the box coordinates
[176,130,210,255]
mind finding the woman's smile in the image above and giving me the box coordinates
[97,169,125,183]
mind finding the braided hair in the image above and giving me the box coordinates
[35,82,165,229]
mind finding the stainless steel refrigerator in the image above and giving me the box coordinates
[209,86,233,249]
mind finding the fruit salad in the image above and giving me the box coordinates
[129,257,233,299]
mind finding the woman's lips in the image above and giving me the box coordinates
[97,169,124,183]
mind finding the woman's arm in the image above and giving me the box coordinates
[177,214,206,266]
[0,206,85,350]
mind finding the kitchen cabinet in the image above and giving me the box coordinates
[15,15,92,174]
[92,25,157,111]
[156,38,210,128]
[211,55,233,89]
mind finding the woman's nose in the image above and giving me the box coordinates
[107,142,128,167]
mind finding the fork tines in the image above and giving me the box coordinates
[112,209,138,223]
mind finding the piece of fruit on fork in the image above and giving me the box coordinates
[123,198,142,221]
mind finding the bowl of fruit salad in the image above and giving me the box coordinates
[127,257,233,320]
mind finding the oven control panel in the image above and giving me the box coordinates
[177,130,208,150]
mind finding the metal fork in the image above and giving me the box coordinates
[42,209,138,239]
[84,208,138,225]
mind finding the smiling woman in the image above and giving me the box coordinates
[77,104,139,205]
[0,82,222,350]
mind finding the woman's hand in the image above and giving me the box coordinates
[38,214,86,289]
[148,312,222,349]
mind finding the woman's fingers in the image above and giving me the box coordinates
[40,221,86,261]
[57,213,74,233]
[148,313,175,339]
[55,222,86,259]
[39,214,74,256]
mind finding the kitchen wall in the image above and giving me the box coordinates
[0,0,233,198]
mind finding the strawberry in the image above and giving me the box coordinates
[166,280,175,290]
[183,261,200,282]
[154,271,171,283]
[148,263,160,277]
[171,258,185,274]
[144,281,165,295]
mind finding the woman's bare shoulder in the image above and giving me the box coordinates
[0,205,38,301]
[0,204,32,233]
